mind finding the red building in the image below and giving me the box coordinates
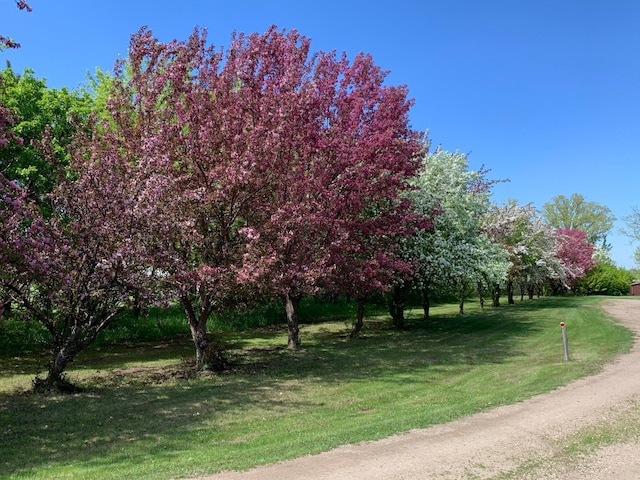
[631,282,640,296]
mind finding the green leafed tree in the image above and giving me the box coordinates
[0,66,94,208]
[541,193,616,249]
[621,206,640,267]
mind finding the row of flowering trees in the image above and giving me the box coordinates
[1,26,429,389]
[387,150,597,325]
[1,26,598,391]
[484,202,596,304]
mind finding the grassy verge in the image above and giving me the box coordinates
[0,296,634,479]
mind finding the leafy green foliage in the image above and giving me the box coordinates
[542,193,616,248]
[622,206,640,268]
[93,307,189,345]
[0,316,49,354]
[574,262,634,295]
[0,67,94,208]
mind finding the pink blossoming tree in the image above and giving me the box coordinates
[97,26,425,355]
[235,37,426,347]
[0,113,152,391]
[555,228,596,288]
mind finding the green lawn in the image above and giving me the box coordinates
[0,296,634,479]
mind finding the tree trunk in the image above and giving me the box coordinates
[31,305,125,393]
[528,283,535,300]
[351,299,365,338]
[421,283,430,320]
[190,321,209,370]
[48,347,71,385]
[388,283,406,328]
[459,297,464,315]
[477,283,485,309]
[507,280,515,305]
[182,295,211,370]
[1,298,11,315]
[284,292,301,349]
[35,340,82,393]
[492,283,501,307]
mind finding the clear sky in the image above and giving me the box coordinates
[3,0,639,267]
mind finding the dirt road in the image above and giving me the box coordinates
[200,299,640,480]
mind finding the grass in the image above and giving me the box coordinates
[0,295,635,479]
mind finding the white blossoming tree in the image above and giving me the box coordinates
[393,149,508,321]
[483,201,568,305]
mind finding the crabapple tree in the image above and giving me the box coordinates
[396,149,507,319]
[484,201,567,304]
[554,228,596,290]
[1,116,151,392]
[92,26,296,369]
[236,38,425,346]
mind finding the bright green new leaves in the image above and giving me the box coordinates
[542,193,616,248]
[621,206,640,267]
[574,262,634,295]
[0,67,94,207]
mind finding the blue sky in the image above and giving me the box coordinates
[3,0,639,267]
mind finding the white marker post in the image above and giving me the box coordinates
[560,322,569,361]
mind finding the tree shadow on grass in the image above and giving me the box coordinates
[0,299,552,477]
[235,299,545,375]
[0,366,321,476]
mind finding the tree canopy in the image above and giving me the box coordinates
[0,66,94,208]
[622,206,640,267]
[66,25,427,364]
[399,149,507,318]
[541,193,615,248]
